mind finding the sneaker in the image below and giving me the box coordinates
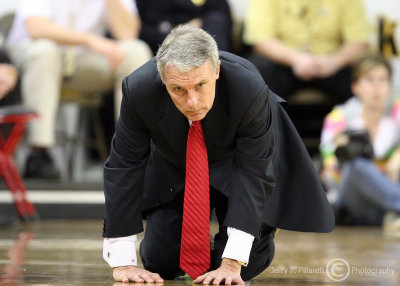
[24,148,60,179]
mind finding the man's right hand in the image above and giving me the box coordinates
[113,265,164,283]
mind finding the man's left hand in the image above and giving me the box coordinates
[193,258,245,285]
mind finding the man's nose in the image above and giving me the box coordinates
[186,90,198,107]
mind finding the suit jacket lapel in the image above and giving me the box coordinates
[158,89,189,165]
[202,84,229,147]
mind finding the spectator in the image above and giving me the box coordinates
[320,54,400,230]
[135,0,232,54]
[5,0,152,179]
[242,0,369,102]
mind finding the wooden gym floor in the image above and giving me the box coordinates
[0,220,399,285]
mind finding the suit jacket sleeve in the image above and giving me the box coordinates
[103,78,151,238]
[224,86,275,238]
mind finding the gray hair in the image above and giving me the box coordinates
[156,25,219,82]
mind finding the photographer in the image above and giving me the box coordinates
[320,54,400,231]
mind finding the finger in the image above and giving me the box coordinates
[150,273,164,283]
[202,275,214,285]
[231,277,245,285]
[128,275,144,283]
[194,274,206,284]
[140,273,154,283]
[212,276,222,285]
[224,277,232,285]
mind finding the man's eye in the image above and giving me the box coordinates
[198,82,205,87]
[174,87,183,93]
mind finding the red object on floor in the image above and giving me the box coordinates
[0,106,38,220]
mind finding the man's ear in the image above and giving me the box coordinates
[216,60,221,79]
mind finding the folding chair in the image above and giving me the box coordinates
[0,105,38,220]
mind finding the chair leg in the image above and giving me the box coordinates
[90,107,108,162]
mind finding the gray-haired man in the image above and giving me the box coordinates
[103,25,334,284]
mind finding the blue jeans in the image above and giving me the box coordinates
[335,158,400,225]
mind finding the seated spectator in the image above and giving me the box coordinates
[5,0,152,179]
[242,0,369,103]
[320,54,400,231]
[135,0,232,54]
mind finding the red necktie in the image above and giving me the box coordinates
[180,120,210,279]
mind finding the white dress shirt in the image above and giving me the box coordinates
[103,227,254,268]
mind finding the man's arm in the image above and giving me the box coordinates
[26,17,97,46]
[106,0,140,40]
[194,228,254,285]
[253,39,317,80]
[0,64,18,100]
[103,236,164,283]
[196,85,275,284]
[25,17,124,69]
[103,77,163,282]
[314,42,368,78]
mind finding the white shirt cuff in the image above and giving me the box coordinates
[221,227,254,266]
[103,235,137,267]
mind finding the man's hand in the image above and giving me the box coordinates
[291,52,318,81]
[193,258,245,285]
[0,64,18,99]
[314,55,341,78]
[113,265,164,283]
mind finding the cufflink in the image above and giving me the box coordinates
[237,260,247,267]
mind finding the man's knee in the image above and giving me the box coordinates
[25,39,62,64]
[139,239,183,279]
[118,39,153,68]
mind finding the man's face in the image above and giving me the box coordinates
[164,60,221,121]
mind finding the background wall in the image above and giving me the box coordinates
[363,0,400,95]
[0,0,18,17]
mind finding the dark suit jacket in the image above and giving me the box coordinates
[103,51,334,238]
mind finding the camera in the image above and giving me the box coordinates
[334,130,374,164]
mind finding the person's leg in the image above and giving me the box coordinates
[9,39,63,148]
[113,40,152,119]
[139,192,184,279]
[64,40,152,121]
[61,50,114,93]
[337,158,400,224]
[311,67,353,104]
[8,40,63,179]
[211,190,276,281]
